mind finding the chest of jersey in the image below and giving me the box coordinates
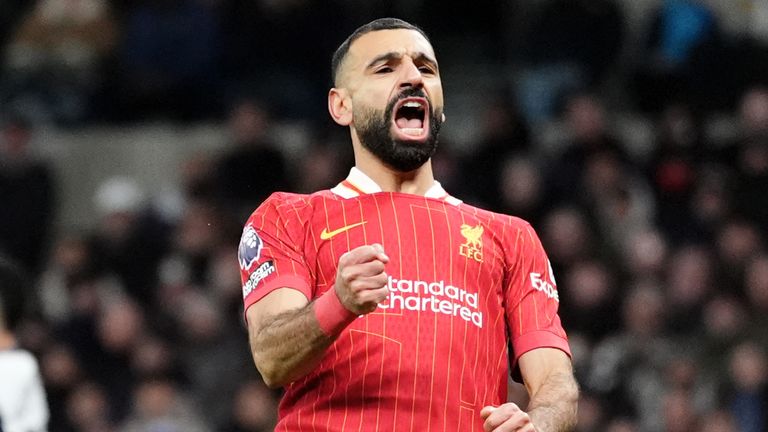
[306,193,507,329]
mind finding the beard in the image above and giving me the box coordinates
[355,89,442,172]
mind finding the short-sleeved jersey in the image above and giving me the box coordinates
[238,168,570,432]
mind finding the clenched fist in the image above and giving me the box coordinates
[481,403,537,432]
[334,243,390,315]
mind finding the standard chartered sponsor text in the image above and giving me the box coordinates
[378,276,483,328]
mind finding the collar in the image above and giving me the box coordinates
[331,167,462,206]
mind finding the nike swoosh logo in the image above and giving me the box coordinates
[320,221,367,240]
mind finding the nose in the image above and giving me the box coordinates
[399,58,424,89]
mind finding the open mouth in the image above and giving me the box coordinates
[392,97,430,140]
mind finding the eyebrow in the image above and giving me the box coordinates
[365,51,438,71]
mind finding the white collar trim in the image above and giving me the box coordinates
[330,167,462,206]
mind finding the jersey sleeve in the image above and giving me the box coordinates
[238,193,312,315]
[504,221,571,379]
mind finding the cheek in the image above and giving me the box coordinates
[351,98,379,123]
[355,81,393,106]
[428,83,445,109]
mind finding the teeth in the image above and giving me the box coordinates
[403,101,424,109]
[401,128,423,136]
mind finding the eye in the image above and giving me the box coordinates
[375,67,393,74]
[418,66,433,73]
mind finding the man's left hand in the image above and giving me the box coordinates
[481,404,537,432]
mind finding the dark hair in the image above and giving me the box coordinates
[0,256,29,331]
[331,18,430,85]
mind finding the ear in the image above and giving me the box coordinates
[328,88,353,126]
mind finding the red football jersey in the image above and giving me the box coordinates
[238,168,570,432]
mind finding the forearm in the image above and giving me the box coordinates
[246,243,388,388]
[249,302,333,388]
[527,370,579,432]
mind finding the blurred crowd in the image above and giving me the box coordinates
[1,0,768,432]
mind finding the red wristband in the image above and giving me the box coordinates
[314,288,358,336]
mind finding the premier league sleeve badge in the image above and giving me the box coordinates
[238,225,263,271]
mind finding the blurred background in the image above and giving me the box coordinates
[1,0,767,431]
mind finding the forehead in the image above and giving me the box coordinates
[346,29,436,70]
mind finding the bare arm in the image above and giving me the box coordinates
[246,244,389,388]
[521,348,579,431]
[246,289,326,388]
[481,348,578,431]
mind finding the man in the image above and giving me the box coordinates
[0,117,56,273]
[238,18,578,431]
[0,256,49,432]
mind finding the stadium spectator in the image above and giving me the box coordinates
[726,341,768,432]
[540,205,597,269]
[88,176,169,306]
[719,86,768,228]
[462,97,531,210]
[37,233,108,325]
[416,0,507,61]
[559,259,620,342]
[119,377,208,432]
[664,355,719,418]
[206,241,250,320]
[218,379,278,432]
[546,93,630,205]
[0,117,56,273]
[89,297,145,422]
[218,0,342,120]
[513,0,625,122]
[700,409,739,432]
[294,139,352,194]
[631,0,724,112]
[664,245,715,335]
[645,102,706,242]
[714,218,764,293]
[2,0,117,123]
[604,418,639,432]
[698,295,750,381]
[586,282,673,431]
[744,254,768,347]
[114,0,222,121]
[0,1,29,60]
[622,228,668,283]
[495,155,546,226]
[129,335,184,384]
[0,255,49,432]
[574,392,606,432]
[212,99,290,222]
[662,388,700,432]
[687,165,733,241]
[174,292,251,427]
[64,382,113,432]
[40,344,83,431]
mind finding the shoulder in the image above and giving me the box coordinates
[241,190,342,242]
[456,203,544,255]
[0,349,40,379]
[245,190,336,223]
[458,202,533,231]
[262,190,339,209]
[259,191,314,210]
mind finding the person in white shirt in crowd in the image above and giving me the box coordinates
[0,255,49,432]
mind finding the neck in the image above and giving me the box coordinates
[351,136,436,195]
[355,159,435,195]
